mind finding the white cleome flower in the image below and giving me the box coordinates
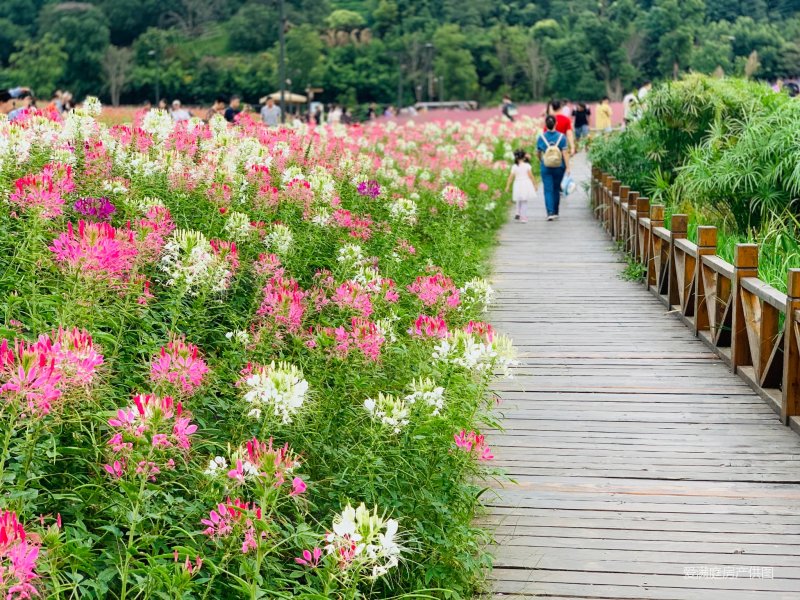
[363,393,409,434]
[389,197,418,225]
[203,456,229,476]
[264,223,293,256]
[405,377,446,416]
[223,211,253,241]
[242,361,309,424]
[159,229,232,296]
[460,278,496,313]
[323,502,402,579]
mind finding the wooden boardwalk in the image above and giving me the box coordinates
[486,154,800,599]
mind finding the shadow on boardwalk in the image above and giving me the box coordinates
[485,153,800,599]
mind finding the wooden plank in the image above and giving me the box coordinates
[741,276,788,312]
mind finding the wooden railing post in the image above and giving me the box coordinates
[625,192,638,253]
[609,180,620,233]
[782,269,800,424]
[647,205,664,288]
[694,226,717,335]
[732,244,758,373]
[667,214,688,309]
[636,197,650,265]
[617,186,629,242]
[591,167,598,210]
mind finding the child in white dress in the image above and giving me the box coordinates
[504,149,537,223]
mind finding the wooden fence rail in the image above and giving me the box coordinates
[591,167,800,433]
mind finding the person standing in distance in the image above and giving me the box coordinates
[550,100,576,156]
[260,96,281,127]
[536,115,570,221]
[596,96,613,132]
[224,95,241,123]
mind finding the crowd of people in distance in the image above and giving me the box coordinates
[0,88,76,120]
[135,94,387,127]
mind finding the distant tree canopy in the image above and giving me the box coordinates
[2,0,800,106]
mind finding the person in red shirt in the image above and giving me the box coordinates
[550,100,576,155]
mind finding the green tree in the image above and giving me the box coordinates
[0,18,23,65]
[284,24,324,93]
[689,20,736,75]
[373,0,399,36]
[38,3,110,97]
[95,0,179,46]
[8,33,67,98]
[576,4,638,100]
[432,24,478,100]
[227,3,278,53]
[643,0,705,79]
[326,9,366,31]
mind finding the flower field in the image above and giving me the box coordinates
[0,102,540,598]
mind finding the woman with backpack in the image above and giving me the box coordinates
[536,115,571,221]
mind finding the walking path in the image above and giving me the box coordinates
[486,153,800,599]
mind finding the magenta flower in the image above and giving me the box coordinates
[332,209,373,239]
[407,272,460,309]
[105,394,197,481]
[332,281,373,318]
[104,461,124,478]
[290,477,307,496]
[463,320,495,342]
[454,430,494,461]
[133,206,175,260]
[73,197,116,220]
[257,275,306,333]
[9,173,65,218]
[410,315,449,339]
[478,182,489,192]
[37,327,104,387]
[201,498,263,555]
[49,220,138,282]
[357,180,381,199]
[150,337,209,396]
[0,511,41,598]
[295,547,322,568]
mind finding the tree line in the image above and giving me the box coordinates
[2,0,800,107]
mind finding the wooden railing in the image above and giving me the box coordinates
[591,167,800,432]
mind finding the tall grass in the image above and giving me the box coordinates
[589,74,800,292]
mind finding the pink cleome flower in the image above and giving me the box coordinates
[49,221,138,283]
[228,437,304,492]
[316,317,385,362]
[463,321,495,342]
[0,329,103,417]
[150,337,209,396]
[0,511,41,599]
[133,206,175,260]
[201,498,264,555]
[295,547,322,568]
[10,173,65,219]
[332,281,373,318]
[454,430,494,461]
[105,393,197,480]
[257,274,306,334]
[410,315,449,339]
[407,272,460,309]
[441,184,468,209]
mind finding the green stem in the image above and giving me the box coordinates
[119,472,148,600]
[0,413,14,492]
